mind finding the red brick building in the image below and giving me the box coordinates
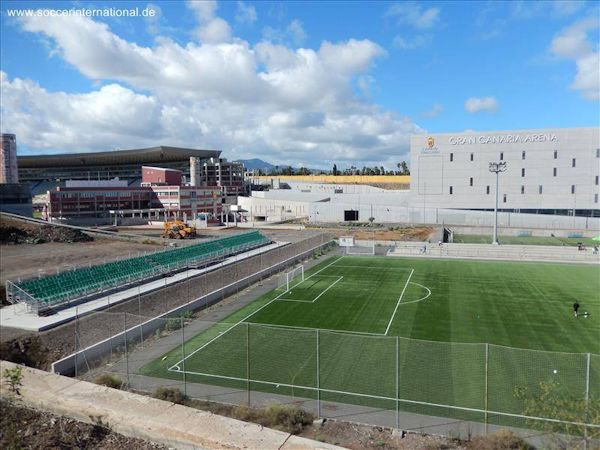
[142,166,183,186]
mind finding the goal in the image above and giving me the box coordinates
[278,265,304,292]
[346,240,375,255]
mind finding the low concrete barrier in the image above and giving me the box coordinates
[1,361,343,450]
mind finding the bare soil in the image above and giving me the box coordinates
[0,240,162,286]
[311,226,434,242]
[0,399,166,450]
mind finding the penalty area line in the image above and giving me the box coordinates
[384,269,414,335]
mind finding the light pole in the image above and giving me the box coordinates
[489,162,507,245]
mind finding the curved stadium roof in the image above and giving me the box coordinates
[18,146,221,168]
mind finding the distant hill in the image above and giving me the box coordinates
[235,159,276,171]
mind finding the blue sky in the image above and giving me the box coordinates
[1,0,598,169]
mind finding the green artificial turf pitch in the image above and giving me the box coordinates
[141,255,600,427]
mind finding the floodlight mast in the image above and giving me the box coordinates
[488,161,507,245]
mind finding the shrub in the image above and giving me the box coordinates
[153,387,187,405]
[93,374,122,389]
[262,404,314,434]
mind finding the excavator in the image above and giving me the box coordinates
[162,220,197,239]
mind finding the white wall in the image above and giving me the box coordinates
[410,127,600,211]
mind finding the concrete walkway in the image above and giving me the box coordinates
[0,360,344,450]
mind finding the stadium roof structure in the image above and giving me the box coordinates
[18,146,221,168]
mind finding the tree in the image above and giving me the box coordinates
[332,164,338,176]
[398,161,410,175]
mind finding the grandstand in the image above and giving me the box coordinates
[6,231,270,314]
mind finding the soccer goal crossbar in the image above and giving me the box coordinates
[346,240,375,255]
[278,265,305,292]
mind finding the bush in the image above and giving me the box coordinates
[262,404,314,434]
[152,387,187,405]
[93,374,122,389]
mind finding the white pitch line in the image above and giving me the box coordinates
[310,276,343,302]
[276,275,344,303]
[384,269,414,335]
[251,322,386,336]
[333,265,412,271]
[397,282,431,305]
[168,256,344,370]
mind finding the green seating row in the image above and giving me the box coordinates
[17,232,269,307]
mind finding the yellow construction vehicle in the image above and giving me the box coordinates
[162,220,197,239]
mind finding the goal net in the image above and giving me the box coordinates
[346,240,375,255]
[277,265,305,292]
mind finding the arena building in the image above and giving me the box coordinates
[18,146,221,185]
[410,127,599,217]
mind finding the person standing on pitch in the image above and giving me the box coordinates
[573,301,580,317]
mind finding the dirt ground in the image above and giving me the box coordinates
[0,239,163,286]
[300,420,465,449]
[0,399,166,450]
[311,226,434,242]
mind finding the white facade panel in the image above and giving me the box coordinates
[409,127,600,214]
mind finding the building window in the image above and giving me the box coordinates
[500,152,504,161]
[449,186,453,195]
[470,153,474,161]
[572,158,576,167]
[571,185,576,194]
[503,194,507,203]
[522,150,526,160]
[521,168,525,177]
[450,153,454,162]
[539,185,543,194]
[521,185,525,194]
[469,177,473,186]
[595,175,599,185]
[553,168,557,177]
[595,194,599,203]
[597,148,599,158]
[486,185,490,195]
[554,150,558,159]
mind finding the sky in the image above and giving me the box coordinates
[0,0,598,170]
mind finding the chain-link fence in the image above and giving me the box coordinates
[65,308,599,449]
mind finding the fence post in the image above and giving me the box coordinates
[124,313,130,388]
[246,322,251,405]
[316,328,321,418]
[138,286,143,347]
[74,309,79,378]
[584,352,590,450]
[181,316,187,398]
[485,343,489,435]
[396,335,400,430]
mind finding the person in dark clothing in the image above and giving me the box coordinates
[573,301,580,317]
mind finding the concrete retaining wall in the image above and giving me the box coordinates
[1,361,343,450]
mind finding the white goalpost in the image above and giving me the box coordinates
[346,240,375,255]
[339,235,375,255]
[278,265,304,292]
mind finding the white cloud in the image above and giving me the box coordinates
[263,19,307,46]
[145,3,162,35]
[550,16,599,100]
[464,97,498,113]
[3,13,423,167]
[235,1,257,24]
[392,34,432,50]
[386,2,440,29]
[421,104,443,119]
[186,0,232,43]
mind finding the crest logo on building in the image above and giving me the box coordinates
[427,137,435,148]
